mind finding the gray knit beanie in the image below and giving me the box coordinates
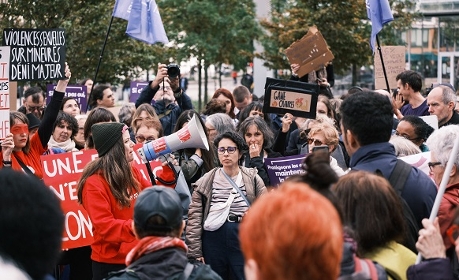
[91,122,126,156]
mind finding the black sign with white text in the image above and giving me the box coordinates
[2,28,66,81]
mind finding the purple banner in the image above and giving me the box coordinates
[130,81,149,103]
[46,84,87,112]
[264,154,305,186]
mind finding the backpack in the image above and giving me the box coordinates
[169,262,222,280]
[338,256,386,280]
[105,262,222,280]
[379,159,419,253]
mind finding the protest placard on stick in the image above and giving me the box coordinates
[263,78,319,119]
[285,26,334,78]
[374,46,405,90]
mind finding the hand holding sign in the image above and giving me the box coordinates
[55,62,71,92]
[1,133,14,161]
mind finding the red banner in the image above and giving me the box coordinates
[41,143,163,249]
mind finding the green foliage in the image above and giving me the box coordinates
[258,0,416,74]
[0,0,259,87]
[0,0,167,84]
[159,0,260,69]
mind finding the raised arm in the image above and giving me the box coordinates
[135,63,168,108]
[38,63,71,148]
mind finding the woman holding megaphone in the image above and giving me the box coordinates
[77,122,176,280]
[173,110,215,192]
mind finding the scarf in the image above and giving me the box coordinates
[125,236,187,266]
[48,136,78,152]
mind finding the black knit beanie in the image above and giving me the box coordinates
[91,122,126,157]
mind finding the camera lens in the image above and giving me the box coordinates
[167,64,180,78]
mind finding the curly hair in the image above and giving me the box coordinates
[53,111,79,139]
[214,131,248,153]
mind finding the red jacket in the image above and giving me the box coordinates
[438,182,459,249]
[81,164,176,264]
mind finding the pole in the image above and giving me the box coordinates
[87,15,115,111]
[415,136,459,264]
[376,35,391,93]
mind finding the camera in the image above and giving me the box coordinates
[167,64,180,78]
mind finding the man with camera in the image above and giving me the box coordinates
[135,63,193,136]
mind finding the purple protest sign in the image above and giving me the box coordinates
[130,81,149,103]
[47,84,87,112]
[264,154,305,186]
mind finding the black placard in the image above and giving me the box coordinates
[263,78,319,118]
[2,28,66,81]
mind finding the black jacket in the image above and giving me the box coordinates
[241,148,282,187]
[106,247,221,280]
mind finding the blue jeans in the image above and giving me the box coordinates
[202,221,245,280]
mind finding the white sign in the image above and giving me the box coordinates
[0,46,10,140]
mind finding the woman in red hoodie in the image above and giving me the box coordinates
[77,122,176,280]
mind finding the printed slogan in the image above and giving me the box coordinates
[2,28,66,81]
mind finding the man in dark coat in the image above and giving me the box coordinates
[340,91,437,230]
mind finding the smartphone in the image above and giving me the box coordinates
[312,145,329,153]
[392,88,399,99]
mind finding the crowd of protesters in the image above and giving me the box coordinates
[3,60,459,280]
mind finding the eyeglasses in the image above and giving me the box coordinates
[307,138,324,146]
[217,146,237,155]
[428,161,442,171]
[447,224,459,245]
[27,105,45,112]
[135,135,156,143]
[395,131,420,141]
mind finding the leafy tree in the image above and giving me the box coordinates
[258,0,416,76]
[159,0,259,108]
[0,0,168,85]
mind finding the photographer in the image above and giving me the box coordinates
[135,63,193,136]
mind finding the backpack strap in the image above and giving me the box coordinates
[353,256,378,280]
[179,263,194,280]
[362,259,378,280]
[388,159,412,195]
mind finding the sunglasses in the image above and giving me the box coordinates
[135,135,156,143]
[217,146,237,155]
[307,138,324,146]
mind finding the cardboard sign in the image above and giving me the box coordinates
[374,46,405,90]
[285,26,334,78]
[41,143,164,249]
[130,81,149,103]
[264,154,306,187]
[2,28,66,81]
[46,84,87,112]
[0,46,10,140]
[263,78,319,118]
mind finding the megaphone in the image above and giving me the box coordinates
[137,114,209,163]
